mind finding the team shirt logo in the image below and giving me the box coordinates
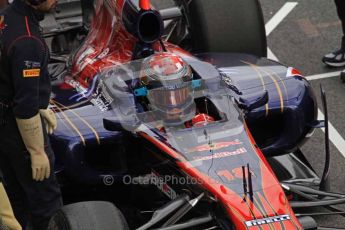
[23,61,41,78]
[23,69,40,78]
[24,61,41,69]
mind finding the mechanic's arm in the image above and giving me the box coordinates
[0,183,22,230]
[10,38,50,181]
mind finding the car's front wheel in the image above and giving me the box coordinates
[48,201,129,230]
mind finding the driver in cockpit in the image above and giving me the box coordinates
[139,52,215,128]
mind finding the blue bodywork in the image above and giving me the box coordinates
[49,53,318,186]
[196,53,317,156]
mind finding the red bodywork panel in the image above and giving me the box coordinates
[139,123,303,230]
[139,0,150,10]
[65,0,189,89]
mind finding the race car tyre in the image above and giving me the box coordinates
[48,201,129,230]
[181,0,267,57]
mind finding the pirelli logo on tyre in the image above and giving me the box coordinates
[23,69,40,78]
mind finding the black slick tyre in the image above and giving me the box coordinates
[184,0,267,57]
[48,201,129,230]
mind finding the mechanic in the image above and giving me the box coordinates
[322,1,345,71]
[140,52,216,128]
[0,0,62,229]
[0,171,21,230]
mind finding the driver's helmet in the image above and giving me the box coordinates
[140,52,195,125]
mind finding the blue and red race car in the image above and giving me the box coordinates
[45,0,345,229]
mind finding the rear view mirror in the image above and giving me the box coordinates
[236,90,268,111]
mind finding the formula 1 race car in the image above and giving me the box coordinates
[45,0,345,229]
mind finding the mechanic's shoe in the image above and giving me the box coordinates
[340,69,345,83]
[323,37,345,67]
[322,49,345,67]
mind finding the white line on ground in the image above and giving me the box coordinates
[267,47,279,61]
[318,109,345,158]
[306,71,341,81]
[266,3,298,62]
[265,1,340,82]
[265,2,345,157]
[265,2,298,36]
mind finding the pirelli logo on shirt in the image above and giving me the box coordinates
[23,69,40,78]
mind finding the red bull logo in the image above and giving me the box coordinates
[188,140,242,153]
[192,147,247,161]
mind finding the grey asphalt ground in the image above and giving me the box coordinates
[261,0,345,228]
[44,0,345,228]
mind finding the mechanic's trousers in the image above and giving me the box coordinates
[335,0,345,47]
[0,108,62,230]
